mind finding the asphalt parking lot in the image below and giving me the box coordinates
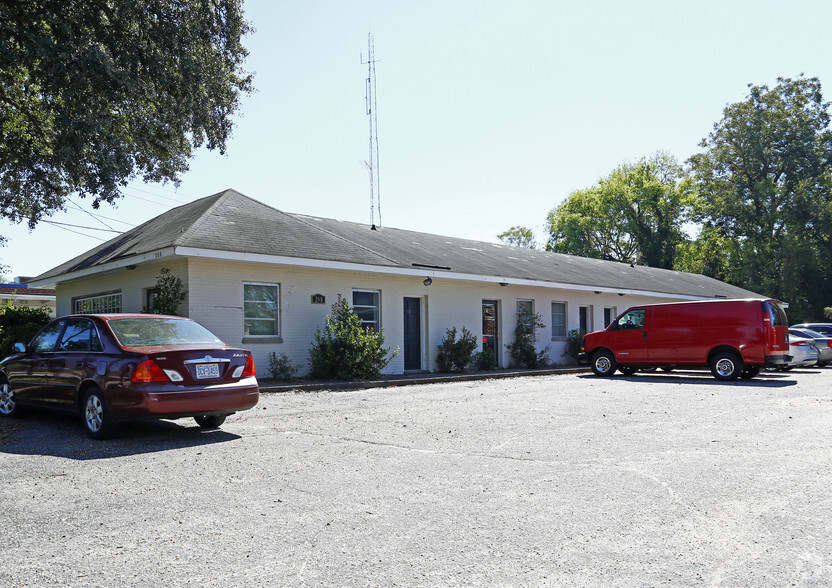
[2,367,831,587]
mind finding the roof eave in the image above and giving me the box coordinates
[26,247,178,288]
[175,247,734,301]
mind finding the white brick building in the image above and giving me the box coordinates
[30,189,761,375]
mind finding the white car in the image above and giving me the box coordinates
[779,335,819,371]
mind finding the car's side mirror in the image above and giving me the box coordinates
[13,342,26,353]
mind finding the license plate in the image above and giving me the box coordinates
[195,363,220,380]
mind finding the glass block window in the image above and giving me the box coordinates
[74,292,122,314]
[517,299,534,330]
[551,302,566,338]
[352,289,380,332]
[244,283,279,336]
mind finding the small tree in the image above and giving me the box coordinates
[0,302,51,358]
[473,347,496,371]
[308,295,397,380]
[825,306,832,320]
[268,352,299,382]
[505,309,550,368]
[435,327,478,372]
[148,268,188,316]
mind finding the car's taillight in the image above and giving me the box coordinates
[827,341,832,350]
[132,360,170,383]
[241,355,255,378]
[790,341,809,347]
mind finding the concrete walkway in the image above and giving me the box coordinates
[259,365,588,393]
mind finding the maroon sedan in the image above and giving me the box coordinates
[0,314,259,439]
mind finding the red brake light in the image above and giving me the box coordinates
[132,360,170,383]
[790,341,808,347]
[241,355,255,378]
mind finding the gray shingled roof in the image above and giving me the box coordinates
[34,189,761,299]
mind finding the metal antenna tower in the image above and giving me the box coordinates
[362,34,381,230]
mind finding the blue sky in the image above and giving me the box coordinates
[5,0,832,280]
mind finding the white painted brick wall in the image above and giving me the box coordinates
[54,257,688,376]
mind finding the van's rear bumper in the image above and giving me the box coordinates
[765,355,792,366]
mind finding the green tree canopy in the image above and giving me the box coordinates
[497,226,537,249]
[687,76,832,319]
[0,0,253,228]
[545,152,690,268]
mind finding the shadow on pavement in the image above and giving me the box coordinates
[577,369,802,387]
[0,410,240,461]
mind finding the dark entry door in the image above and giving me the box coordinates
[482,300,499,368]
[403,297,421,370]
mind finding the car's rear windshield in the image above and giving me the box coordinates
[107,318,224,347]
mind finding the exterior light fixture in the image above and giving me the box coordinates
[423,277,432,286]
[618,292,625,296]
[499,282,508,287]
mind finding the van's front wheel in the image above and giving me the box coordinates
[590,350,617,377]
[710,352,742,381]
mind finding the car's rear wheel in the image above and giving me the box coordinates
[590,350,617,377]
[83,387,116,440]
[740,366,762,380]
[710,352,742,381]
[194,415,227,429]
[0,377,23,418]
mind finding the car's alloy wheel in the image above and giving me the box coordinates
[0,379,18,417]
[83,388,115,440]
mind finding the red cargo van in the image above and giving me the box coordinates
[578,299,791,381]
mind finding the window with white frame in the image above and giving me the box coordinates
[74,292,122,314]
[353,289,380,332]
[243,283,279,336]
[551,302,566,338]
[579,305,593,333]
[603,307,617,328]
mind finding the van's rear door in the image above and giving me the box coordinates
[762,300,790,363]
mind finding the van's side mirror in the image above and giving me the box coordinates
[13,342,26,354]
